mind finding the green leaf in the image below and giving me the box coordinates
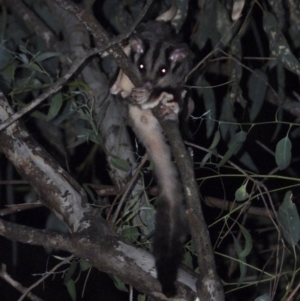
[110,155,131,172]
[64,260,77,284]
[263,12,300,75]
[122,226,139,243]
[217,131,247,168]
[254,293,270,301]
[235,182,249,201]
[35,51,61,62]
[219,96,238,141]
[182,251,193,269]
[278,191,300,246]
[138,202,155,232]
[200,152,212,168]
[3,60,19,80]
[232,235,247,286]
[248,70,268,121]
[239,151,258,173]
[275,136,292,170]
[65,279,76,301]
[239,224,253,257]
[137,294,146,301]
[111,276,128,292]
[209,130,221,150]
[79,260,91,272]
[21,62,44,73]
[47,92,63,121]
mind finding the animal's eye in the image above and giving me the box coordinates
[139,64,145,72]
[159,66,168,76]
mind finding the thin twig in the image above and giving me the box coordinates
[110,153,149,224]
[17,255,74,301]
[0,48,98,132]
[0,202,43,216]
[0,264,44,301]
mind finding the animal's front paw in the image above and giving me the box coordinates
[131,88,151,105]
[159,92,179,117]
[159,92,175,105]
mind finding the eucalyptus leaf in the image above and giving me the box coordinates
[232,235,247,286]
[275,136,292,170]
[219,96,238,141]
[65,279,76,301]
[254,294,270,301]
[239,151,258,173]
[278,191,300,246]
[3,60,19,80]
[235,183,249,201]
[79,260,91,272]
[209,130,221,150]
[263,12,300,75]
[138,294,146,301]
[21,62,44,73]
[217,131,247,168]
[111,276,128,292]
[110,155,131,172]
[122,226,140,243]
[200,152,212,168]
[47,92,63,121]
[248,70,268,121]
[239,224,253,257]
[64,260,78,284]
[35,51,61,62]
[183,251,193,269]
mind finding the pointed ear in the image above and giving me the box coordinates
[169,45,190,62]
[129,35,144,54]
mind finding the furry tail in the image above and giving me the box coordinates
[128,106,186,297]
[152,151,186,297]
[153,189,186,297]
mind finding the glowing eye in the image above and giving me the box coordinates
[139,64,145,70]
[159,67,168,76]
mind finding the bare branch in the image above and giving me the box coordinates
[17,256,74,301]
[0,202,43,217]
[0,218,197,300]
[0,265,44,301]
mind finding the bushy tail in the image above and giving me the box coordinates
[147,127,187,297]
[129,107,186,297]
[153,190,186,297]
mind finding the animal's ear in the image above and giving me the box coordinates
[169,45,190,62]
[129,35,144,54]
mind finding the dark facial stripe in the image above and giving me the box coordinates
[152,41,163,70]
[172,61,182,75]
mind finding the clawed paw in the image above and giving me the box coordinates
[160,102,180,120]
[159,92,174,104]
[159,92,179,117]
[131,88,150,105]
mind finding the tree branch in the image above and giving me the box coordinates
[152,106,225,301]
[0,92,90,232]
[0,264,44,301]
[0,218,197,300]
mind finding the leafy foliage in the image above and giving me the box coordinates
[1,0,300,300]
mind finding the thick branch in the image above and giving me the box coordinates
[153,106,225,301]
[0,92,89,233]
[0,218,197,300]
